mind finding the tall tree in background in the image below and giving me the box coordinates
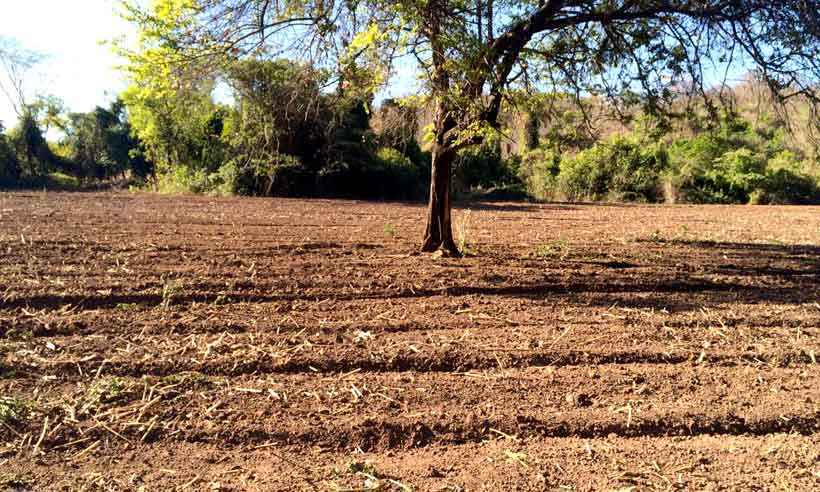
[227,59,332,189]
[62,100,155,182]
[0,38,62,181]
[120,0,819,255]
[13,111,56,177]
[0,37,43,118]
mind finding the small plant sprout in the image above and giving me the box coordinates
[161,277,183,308]
[533,238,569,260]
[86,377,127,407]
[383,223,396,237]
[353,330,375,345]
[0,397,29,425]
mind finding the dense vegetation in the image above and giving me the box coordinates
[516,109,820,204]
[119,57,431,200]
[2,1,818,206]
[0,98,152,189]
[2,70,818,205]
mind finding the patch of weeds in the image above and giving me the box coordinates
[504,450,531,469]
[383,223,396,238]
[212,294,234,305]
[532,239,570,260]
[160,371,211,387]
[87,377,129,405]
[4,326,33,341]
[0,397,30,425]
[161,278,184,308]
[348,461,380,476]
[115,302,138,311]
[648,229,666,242]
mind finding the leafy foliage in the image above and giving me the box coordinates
[455,137,518,193]
[62,100,153,182]
[517,110,820,204]
[516,147,560,201]
[558,136,668,202]
[0,122,20,186]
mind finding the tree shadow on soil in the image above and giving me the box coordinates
[645,239,820,276]
[3,240,817,314]
[3,276,814,314]
[457,202,575,213]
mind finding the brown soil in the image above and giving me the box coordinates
[1,192,818,491]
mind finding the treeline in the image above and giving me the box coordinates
[2,57,818,205]
[512,110,820,205]
[120,59,430,199]
[0,99,153,189]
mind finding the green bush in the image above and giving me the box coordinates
[157,165,211,194]
[662,112,820,204]
[455,141,518,192]
[241,154,309,196]
[0,130,20,187]
[211,160,240,196]
[751,168,820,204]
[705,148,767,203]
[517,147,560,200]
[366,147,426,199]
[558,136,667,202]
[766,149,804,172]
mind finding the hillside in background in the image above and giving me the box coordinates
[372,78,818,204]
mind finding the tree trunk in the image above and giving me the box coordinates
[421,144,459,255]
[421,9,461,256]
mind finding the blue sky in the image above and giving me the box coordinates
[0,0,134,127]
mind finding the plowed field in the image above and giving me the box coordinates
[1,192,818,490]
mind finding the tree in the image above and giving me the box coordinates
[115,1,227,181]
[0,121,21,186]
[120,0,819,255]
[227,58,333,193]
[11,110,56,178]
[0,37,44,118]
[62,100,155,182]
[29,95,67,134]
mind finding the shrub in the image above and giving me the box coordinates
[211,159,240,196]
[664,116,753,203]
[766,149,804,172]
[517,147,560,200]
[751,168,820,204]
[251,154,310,196]
[314,147,427,200]
[705,148,767,203]
[455,141,518,192]
[157,165,211,194]
[558,136,667,202]
[663,122,818,205]
[0,131,20,187]
[367,147,426,199]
